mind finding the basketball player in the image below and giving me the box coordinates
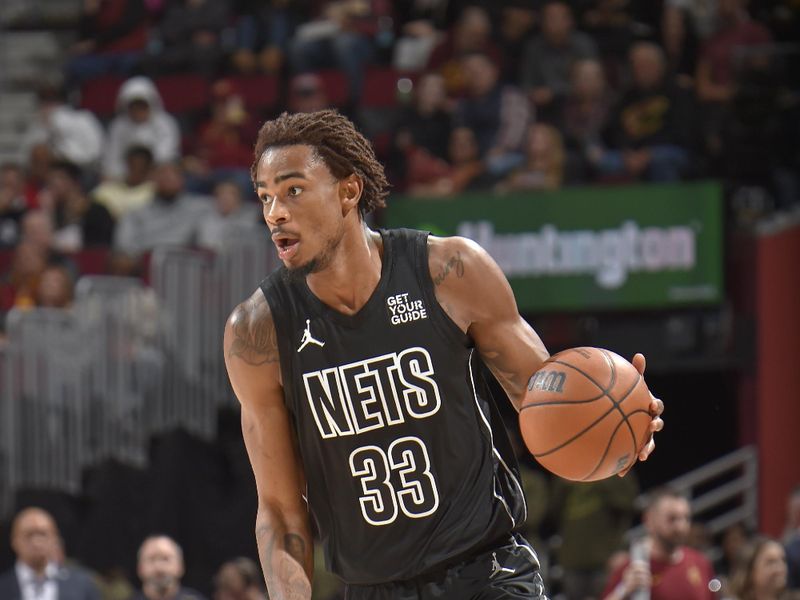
[223,110,664,600]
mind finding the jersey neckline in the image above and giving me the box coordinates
[297,228,395,328]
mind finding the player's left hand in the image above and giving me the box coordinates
[618,353,664,476]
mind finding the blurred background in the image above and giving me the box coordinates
[0,0,798,599]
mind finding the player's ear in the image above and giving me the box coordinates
[339,174,363,215]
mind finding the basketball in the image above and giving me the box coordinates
[520,347,653,482]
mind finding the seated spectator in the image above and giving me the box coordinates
[406,126,487,197]
[287,0,381,107]
[104,76,181,181]
[44,161,115,252]
[730,537,791,600]
[661,3,701,85]
[0,507,101,600]
[65,0,148,87]
[112,162,213,275]
[425,6,502,97]
[0,163,29,248]
[391,72,452,187]
[184,79,257,198]
[496,5,537,85]
[454,52,531,178]
[0,240,47,312]
[593,42,694,182]
[93,145,156,220]
[213,557,264,600]
[229,1,303,74]
[495,123,565,193]
[602,488,718,600]
[520,1,598,121]
[22,83,105,173]
[24,143,54,209]
[132,535,206,600]
[34,264,75,308]
[559,58,614,180]
[696,0,772,105]
[196,181,259,251]
[287,73,330,114]
[716,522,752,581]
[141,0,230,78]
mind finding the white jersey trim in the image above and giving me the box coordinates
[466,349,528,526]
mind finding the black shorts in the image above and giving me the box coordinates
[345,534,548,600]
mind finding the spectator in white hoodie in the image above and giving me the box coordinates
[22,84,105,173]
[103,76,181,180]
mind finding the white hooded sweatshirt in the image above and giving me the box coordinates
[103,76,180,180]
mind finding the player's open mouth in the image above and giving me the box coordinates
[275,237,300,260]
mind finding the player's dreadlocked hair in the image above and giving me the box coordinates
[251,110,389,216]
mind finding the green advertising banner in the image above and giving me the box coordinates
[385,182,724,312]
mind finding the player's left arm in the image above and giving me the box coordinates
[429,235,663,462]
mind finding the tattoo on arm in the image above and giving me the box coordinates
[256,525,312,600]
[481,346,529,409]
[228,299,280,366]
[433,251,464,286]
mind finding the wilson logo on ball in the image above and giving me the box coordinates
[527,370,567,393]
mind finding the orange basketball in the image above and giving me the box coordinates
[520,347,653,482]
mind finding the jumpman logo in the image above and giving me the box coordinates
[297,319,325,352]
[490,552,516,579]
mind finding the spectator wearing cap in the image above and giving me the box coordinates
[104,76,181,180]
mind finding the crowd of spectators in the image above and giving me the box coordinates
[1,1,800,598]
[1,0,799,329]
[3,484,800,600]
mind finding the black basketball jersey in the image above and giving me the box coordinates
[260,228,526,585]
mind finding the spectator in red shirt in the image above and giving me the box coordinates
[602,488,719,600]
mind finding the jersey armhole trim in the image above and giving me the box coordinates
[414,232,472,349]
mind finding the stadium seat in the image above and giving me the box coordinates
[80,75,126,118]
[227,74,279,114]
[154,74,211,115]
[315,70,349,108]
[362,67,409,108]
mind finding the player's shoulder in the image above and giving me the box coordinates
[224,287,279,367]
[426,233,493,283]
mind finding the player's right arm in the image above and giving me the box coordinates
[224,290,313,600]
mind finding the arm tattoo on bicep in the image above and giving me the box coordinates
[228,300,280,366]
[433,251,464,286]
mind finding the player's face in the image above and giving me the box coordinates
[255,145,347,275]
[648,497,691,552]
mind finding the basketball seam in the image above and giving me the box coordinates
[581,366,643,479]
[600,349,640,465]
[519,388,608,410]
[531,404,617,458]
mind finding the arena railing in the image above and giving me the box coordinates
[0,233,280,515]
